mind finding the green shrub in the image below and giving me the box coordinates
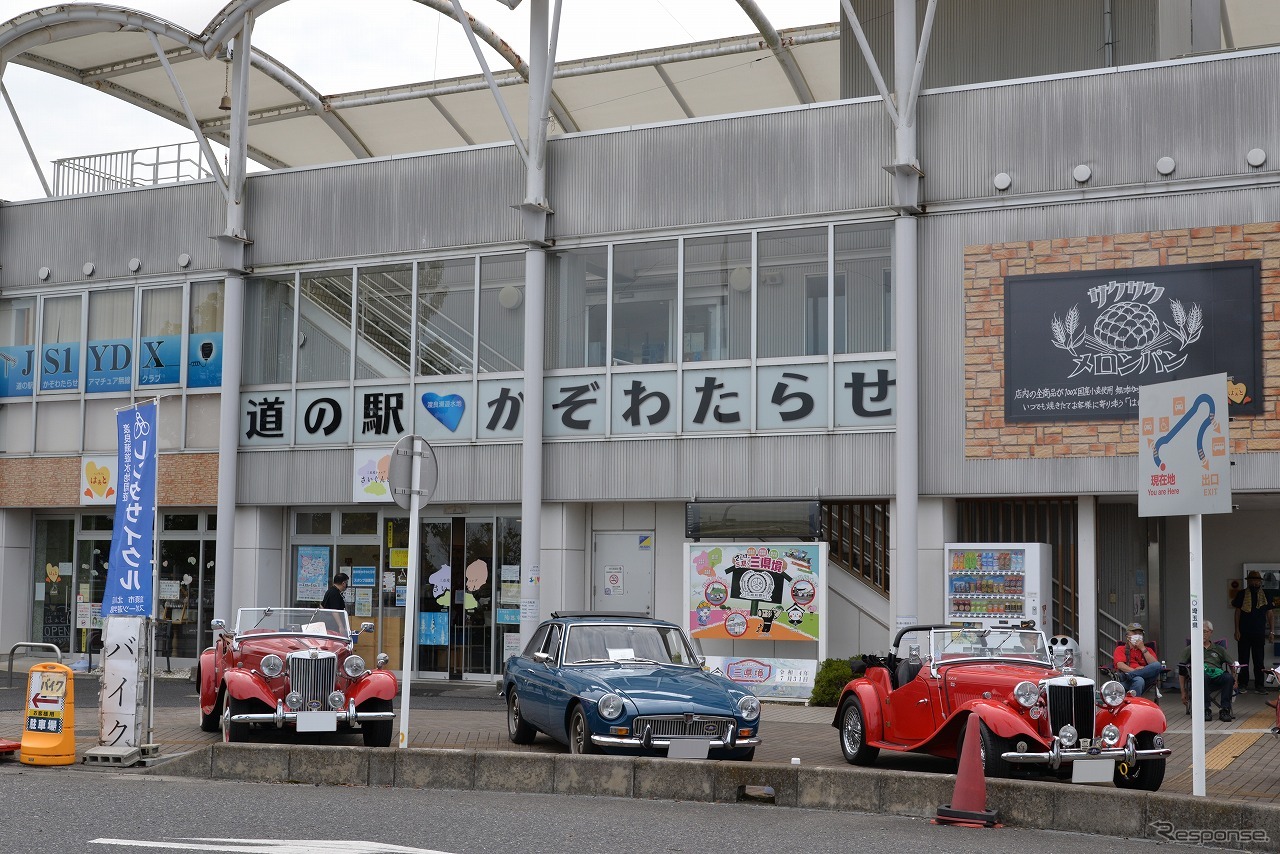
[809,657,855,706]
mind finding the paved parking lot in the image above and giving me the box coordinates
[3,657,1279,802]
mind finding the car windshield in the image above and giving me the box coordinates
[234,607,351,639]
[562,622,698,666]
[932,628,1050,665]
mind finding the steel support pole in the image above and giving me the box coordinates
[891,0,920,634]
[214,15,252,624]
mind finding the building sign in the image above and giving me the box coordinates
[80,455,117,506]
[352,447,392,502]
[104,402,157,617]
[0,345,35,397]
[1005,261,1261,422]
[684,543,825,644]
[85,338,132,392]
[1138,373,1232,517]
[187,332,223,388]
[703,655,817,701]
[138,335,181,386]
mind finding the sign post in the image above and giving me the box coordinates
[388,435,439,748]
[20,663,76,766]
[1138,373,1231,797]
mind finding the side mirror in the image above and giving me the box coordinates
[210,618,226,632]
[360,622,375,634]
[533,651,553,664]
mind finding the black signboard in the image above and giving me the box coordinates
[41,604,71,650]
[1004,261,1261,422]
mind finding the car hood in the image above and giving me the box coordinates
[939,661,1059,690]
[578,664,747,714]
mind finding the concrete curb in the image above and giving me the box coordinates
[146,746,1280,851]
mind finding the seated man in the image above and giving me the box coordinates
[1112,621,1164,696]
[1180,620,1236,722]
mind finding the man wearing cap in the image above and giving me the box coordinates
[1233,570,1275,693]
[1113,622,1164,696]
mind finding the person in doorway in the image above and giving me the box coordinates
[1180,621,1236,722]
[322,572,350,612]
[1232,569,1275,692]
[1112,621,1164,696]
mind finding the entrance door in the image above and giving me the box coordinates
[413,517,495,680]
[592,532,655,616]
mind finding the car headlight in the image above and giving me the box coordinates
[259,654,283,678]
[597,693,624,720]
[1058,724,1078,746]
[1100,723,1121,746]
[343,655,367,678]
[285,691,303,710]
[737,694,761,722]
[1012,680,1040,708]
[328,691,345,710]
[1100,680,1127,707]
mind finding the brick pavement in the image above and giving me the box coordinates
[3,659,1279,803]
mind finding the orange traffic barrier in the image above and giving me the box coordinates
[19,662,76,766]
[934,715,1000,828]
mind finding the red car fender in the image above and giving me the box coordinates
[1098,696,1167,735]
[831,679,887,743]
[950,699,1042,744]
[222,667,277,708]
[345,669,399,705]
[198,649,221,714]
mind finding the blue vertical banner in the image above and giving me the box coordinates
[104,402,158,616]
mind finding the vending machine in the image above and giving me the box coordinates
[943,543,1053,631]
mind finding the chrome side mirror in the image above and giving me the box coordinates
[360,622,375,634]
[376,652,390,669]
[533,651,553,664]
[210,618,226,632]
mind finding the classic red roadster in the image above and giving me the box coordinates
[832,624,1170,789]
[199,607,399,746]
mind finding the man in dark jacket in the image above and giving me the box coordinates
[1233,569,1275,693]
[322,572,350,612]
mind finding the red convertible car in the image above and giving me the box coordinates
[833,624,1170,790]
[198,607,399,746]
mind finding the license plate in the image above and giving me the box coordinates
[1071,758,1114,783]
[667,739,711,760]
[295,711,338,732]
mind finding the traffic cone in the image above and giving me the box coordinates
[934,715,1000,828]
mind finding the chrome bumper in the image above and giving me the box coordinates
[592,733,761,750]
[230,699,395,728]
[1001,733,1170,770]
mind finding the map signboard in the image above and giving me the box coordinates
[1138,373,1231,517]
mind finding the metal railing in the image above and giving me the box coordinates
[53,141,215,196]
[7,642,63,688]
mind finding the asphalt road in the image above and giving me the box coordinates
[0,768,1241,854]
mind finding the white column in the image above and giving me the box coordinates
[1077,495,1098,677]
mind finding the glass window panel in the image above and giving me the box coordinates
[546,247,607,369]
[683,234,751,362]
[81,514,115,531]
[417,258,476,376]
[35,399,80,452]
[296,512,332,535]
[0,402,32,453]
[478,254,525,373]
[356,264,412,380]
[298,269,354,383]
[757,227,828,359]
[612,241,676,366]
[341,511,378,535]
[140,287,182,337]
[186,394,220,449]
[835,222,895,354]
[158,393,182,450]
[164,514,199,531]
[33,519,75,650]
[41,294,82,392]
[243,275,296,385]
[83,398,121,452]
[0,297,36,347]
[190,281,224,334]
[88,289,132,340]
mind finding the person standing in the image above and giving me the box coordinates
[1233,569,1275,692]
[322,572,350,612]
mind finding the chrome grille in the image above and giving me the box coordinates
[633,715,733,740]
[1046,683,1095,744]
[288,651,337,709]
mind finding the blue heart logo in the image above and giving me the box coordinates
[422,392,465,432]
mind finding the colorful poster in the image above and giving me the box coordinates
[354,588,373,617]
[703,655,818,701]
[352,447,393,502]
[104,403,157,616]
[79,456,117,506]
[295,546,331,602]
[349,566,377,587]
[418,611,448,645]
[685,543,824,643]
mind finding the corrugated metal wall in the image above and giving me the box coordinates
[236,432,894,505]
[840,0,1158,99]
[0,181,223,290]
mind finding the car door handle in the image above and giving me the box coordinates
[917,698,929,704]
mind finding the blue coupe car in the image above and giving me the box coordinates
[502,612,762,760]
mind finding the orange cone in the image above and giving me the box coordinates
[934,715,1000,828]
